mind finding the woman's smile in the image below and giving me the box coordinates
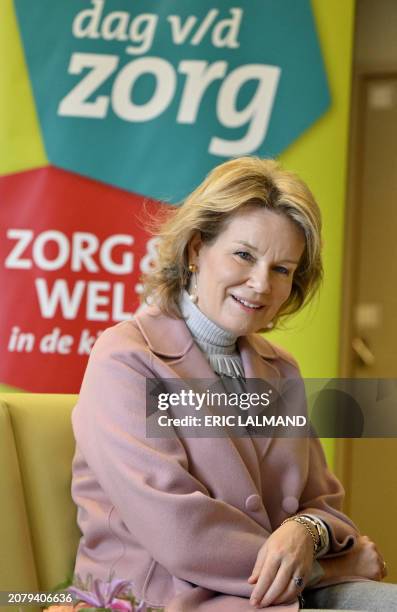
[230,294,266,311]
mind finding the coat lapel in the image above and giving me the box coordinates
[236,335,282,470]
[134,304,218,380]
[238,334,281,381]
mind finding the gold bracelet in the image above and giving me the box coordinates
[298,514,329,556]
[281,516,319,556]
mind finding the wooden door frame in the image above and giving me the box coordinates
[335,64,397,502]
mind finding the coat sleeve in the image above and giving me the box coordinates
[72,322,269,597]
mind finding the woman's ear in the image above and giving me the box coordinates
[187,232,203,265]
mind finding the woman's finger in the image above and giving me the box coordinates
[265,567,308,608]
[248,543,268,582]
[250,555,281,606]
[256,564,294,608]
[256,561,306,608]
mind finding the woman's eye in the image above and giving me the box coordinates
[274,266,290,276]
[235,251,254,262]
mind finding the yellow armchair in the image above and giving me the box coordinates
[0,394,81,611]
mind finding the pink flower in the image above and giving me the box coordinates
[109,598,134,612]
[66,578,147,612]
[68,578,134,609]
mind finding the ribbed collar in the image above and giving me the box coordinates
[179,290,236,347]
[179,290,245,378]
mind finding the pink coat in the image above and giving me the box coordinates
[71,304,359,611]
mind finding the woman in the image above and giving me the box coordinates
[71,157,394,611]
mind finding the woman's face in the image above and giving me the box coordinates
[187,207,305,336]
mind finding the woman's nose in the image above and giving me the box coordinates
[247,269,271,294]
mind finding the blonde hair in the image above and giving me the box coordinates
[141,157,323,329]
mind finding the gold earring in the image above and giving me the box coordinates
[188,263,198,303]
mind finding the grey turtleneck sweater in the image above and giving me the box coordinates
[179,290,245,379]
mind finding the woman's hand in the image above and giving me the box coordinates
[319,535,387,583]
[247,521,314,608]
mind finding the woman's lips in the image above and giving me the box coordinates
[231,294,265,311]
